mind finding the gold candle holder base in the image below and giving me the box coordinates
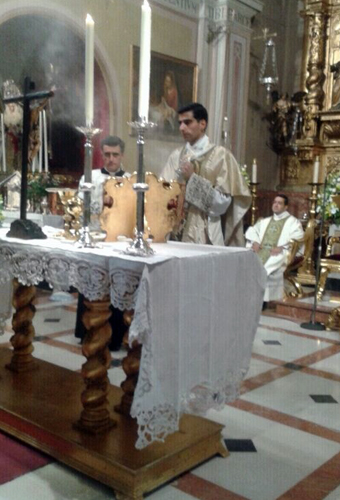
[249,182,260,226]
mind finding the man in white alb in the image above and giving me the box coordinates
[245,194,304,302]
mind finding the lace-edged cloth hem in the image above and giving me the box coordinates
[132,371,245,449]
[0,245,142,311]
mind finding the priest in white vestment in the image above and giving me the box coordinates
[245,194,304,302]
[161,103,251,246]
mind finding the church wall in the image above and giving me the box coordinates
[245,0,305,192]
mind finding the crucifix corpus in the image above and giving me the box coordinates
[4,76,53,239]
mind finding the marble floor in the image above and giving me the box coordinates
[0,290,340,500]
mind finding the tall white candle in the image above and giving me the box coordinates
[38,111,43,172]
[1,113,6,173]
[85,14,94,127]
[32,155,37,174]
[252,158,257,183]
[138,0,152,121]
[43,110,48,173]
[313,156,320,183]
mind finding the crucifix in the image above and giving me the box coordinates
[3,76,53,239]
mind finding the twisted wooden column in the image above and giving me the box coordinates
[7,278,37,373]
[115,310,141,417]
[75,296,116,433]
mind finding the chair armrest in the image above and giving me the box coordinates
[326,236,340,257]
[286,236,305,269]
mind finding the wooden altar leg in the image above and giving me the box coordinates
[74,296,116,433]
[115,310,141,417]
[6,278,37,373]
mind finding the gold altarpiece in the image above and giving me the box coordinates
[280,0,340,190]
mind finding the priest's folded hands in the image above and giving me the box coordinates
[251,242,261,252]
[270,246,284,256]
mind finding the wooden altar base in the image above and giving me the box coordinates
[0,348,227,500]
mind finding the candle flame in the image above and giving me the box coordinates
[86,13,94,25]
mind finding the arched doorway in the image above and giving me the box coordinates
[0,12,110,178]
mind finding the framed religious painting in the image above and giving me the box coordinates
[130,46,198,140]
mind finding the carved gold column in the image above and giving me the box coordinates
[6,278,37,372]
[303,7,328,141]
[75,297,116,433]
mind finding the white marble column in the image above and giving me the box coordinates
[199,0,263,162]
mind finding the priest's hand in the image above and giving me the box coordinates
[104,195,113,208]
[270,246,283,255]
[181,162,194,180]
[251,242,261,253]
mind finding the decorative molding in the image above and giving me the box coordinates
[151,0,200,17]
[326,155,340,171]
[151,0,262,26]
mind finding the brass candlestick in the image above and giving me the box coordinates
[249,182,260,226]
[308,182,322,219]
[296,182,322,286]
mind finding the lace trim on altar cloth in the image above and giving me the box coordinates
[109,269,141,312]
[131,370,245,449]
[134,405,179,450]
[180,370,246,415]
[0,245,142,309]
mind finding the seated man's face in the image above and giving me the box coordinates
[102,145,123,173]
[272,196,287,215]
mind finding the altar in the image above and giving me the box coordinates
[0,229,265,499]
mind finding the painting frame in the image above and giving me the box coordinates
[130,46,198,141]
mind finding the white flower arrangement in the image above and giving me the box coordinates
[240,164,251,186]
[317,170,340,224]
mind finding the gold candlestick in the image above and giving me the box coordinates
[308,182,322,219]
[297,182,322,286]
[249,182,260,226]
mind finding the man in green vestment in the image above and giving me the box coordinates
[245,194,304,302]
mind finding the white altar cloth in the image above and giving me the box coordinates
[0,228,266,449]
